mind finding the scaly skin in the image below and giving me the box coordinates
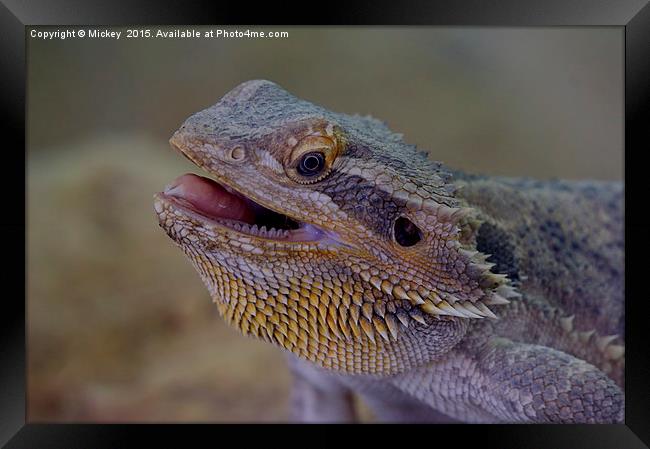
[154,80,624,423]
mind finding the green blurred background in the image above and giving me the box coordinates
[27,26,623,422]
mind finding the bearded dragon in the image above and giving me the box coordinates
[154,80,624,423]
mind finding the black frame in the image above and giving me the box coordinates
[3,1,649,447]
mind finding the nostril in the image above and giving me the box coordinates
[170,138,193,163]
[230,146,246,161]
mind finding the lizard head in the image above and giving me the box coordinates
[154,80,517,375]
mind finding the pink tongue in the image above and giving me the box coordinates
[164,173,256,224]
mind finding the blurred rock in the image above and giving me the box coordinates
[28,135,291,421]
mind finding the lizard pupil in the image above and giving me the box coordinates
[298,152,325,176]
[394,216,422,247]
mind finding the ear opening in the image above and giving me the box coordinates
[393,216,422,247]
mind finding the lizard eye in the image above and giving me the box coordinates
[394,216,422,247]
[286,135,340,184]
[297,152,326,176]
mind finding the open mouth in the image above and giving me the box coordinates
[159,173,326,242]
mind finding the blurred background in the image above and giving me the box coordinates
[27,26,623,422]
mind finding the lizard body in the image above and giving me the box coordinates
[154,80,624,423]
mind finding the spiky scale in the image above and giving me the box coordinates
[297,334,308,350]
[396,310,410,328]
[318,303,328,322]
[262,304,274,316]
[392,285,410,300]
[274,331,285,347]
[427,290,442,304]
[264,323,275,341]
[369,276,382,291]
[309,319,324,335]
[328,303,338,319]
[578,330,595,344]
[481,273,508,288]
[596,335,618,352]
[496,284,521,298]
[277,322,288,337]
[288,290,300,303]
[245,302,257,317]
[350,304,361,324]
[462,302,484,317]
[407,290,425,305]
[379,280,393,296]
[421,300,443,316]
[437,300,465,317]
[250,319,261,337]
[315,326,328,342]
[288,319,299,335]
[475,302,498,319]
[385,313,399,340]
[446,302,471,318]
[224,307,235,324]
[327,314,342,339]
[330,291,340,308]
[348,317,362,340]
[286,330,298,347]
[472,252,491,263]
[362,303,374,320]
[360,317,376,343]
[241,318,251,335]
[338,306,348,323]
[275,302,288,315]
[460,248,479,259]
[374,301,386,318]
[409,309,426,325]
[301,316,313,335]
[560,315,575,333]
[472,262,495,273]
[339,319,351,340]
[309,292,321,307]
[373,316,390,342]
[486,292,510,305]
[605,344,625,360]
